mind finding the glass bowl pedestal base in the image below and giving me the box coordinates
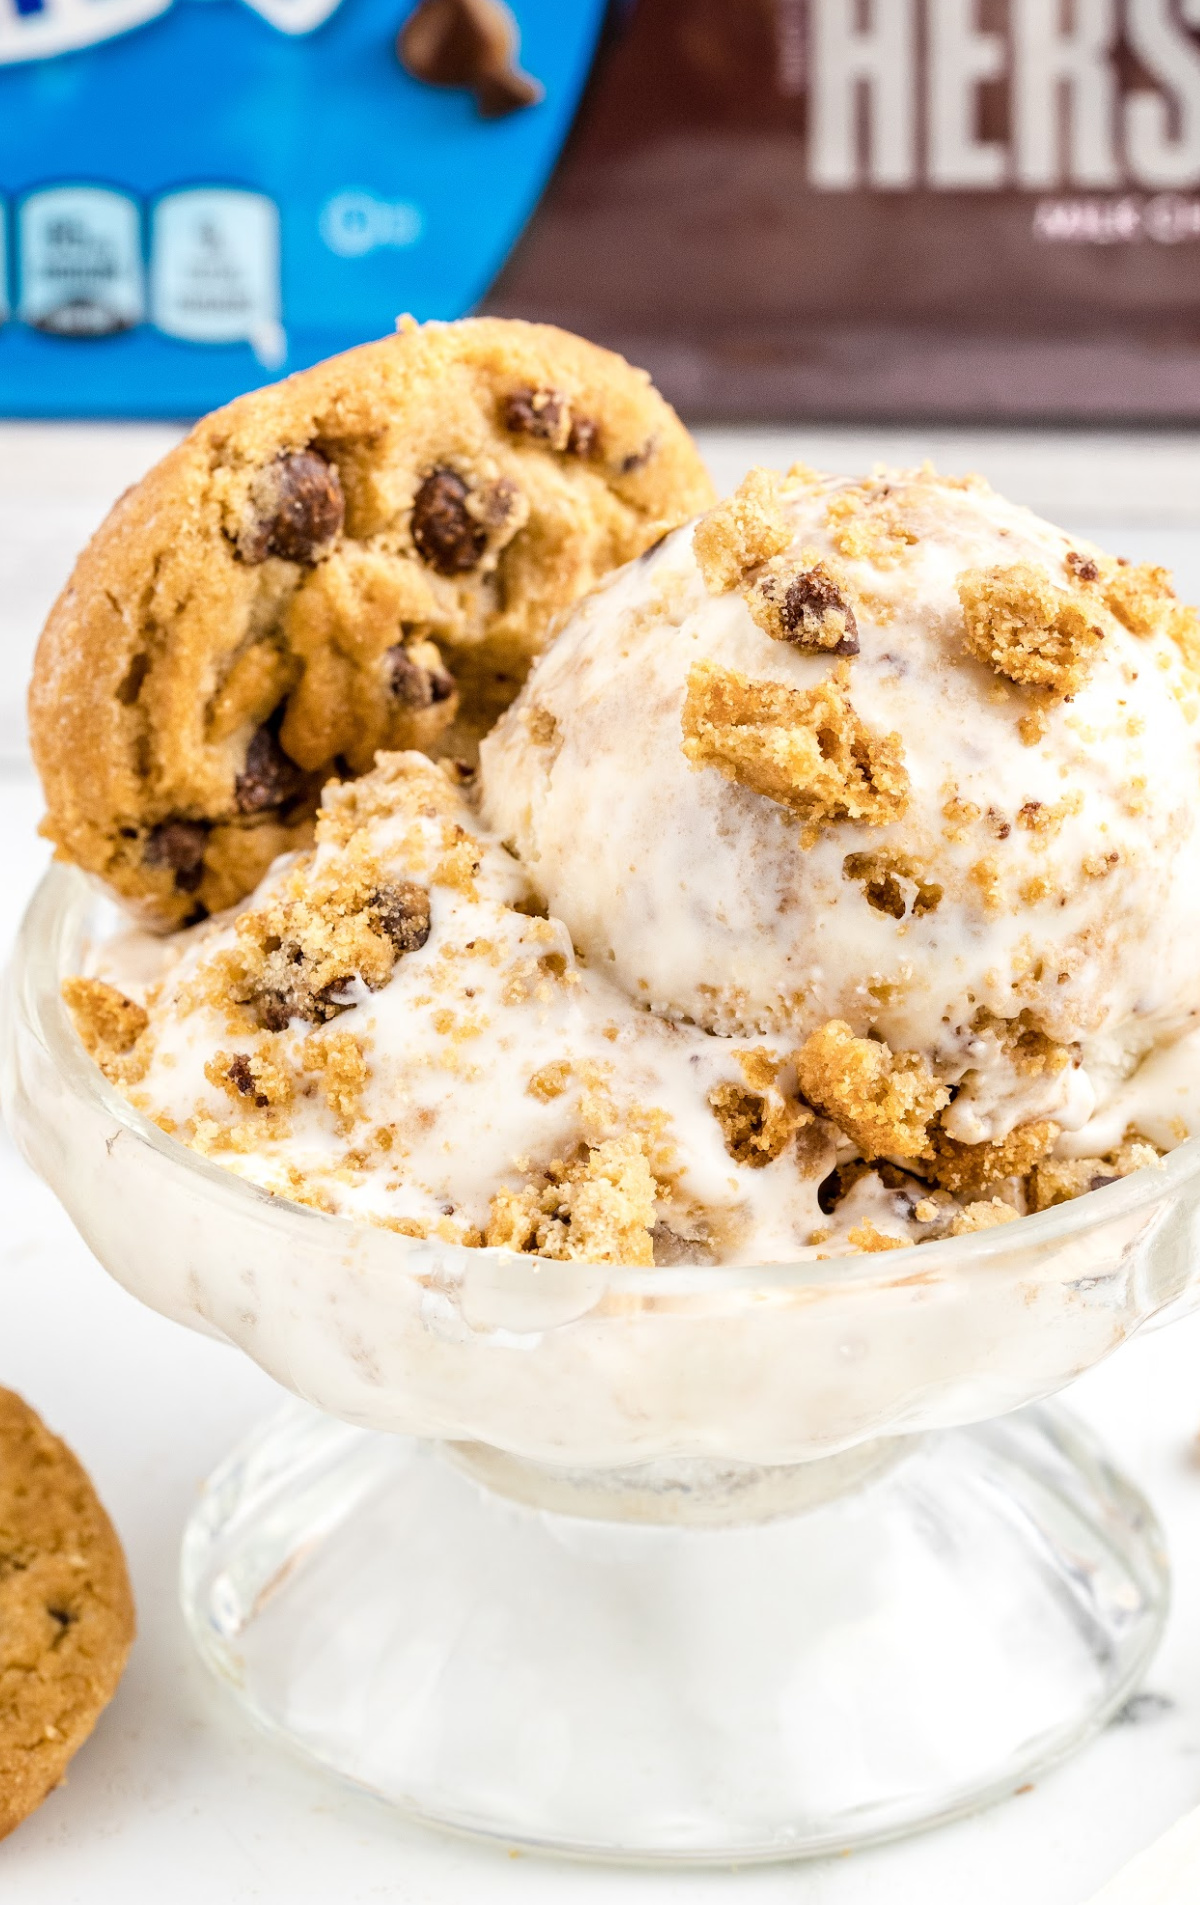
[180,1399,1167,1865]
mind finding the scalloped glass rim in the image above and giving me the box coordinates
[13,859,1200,1294]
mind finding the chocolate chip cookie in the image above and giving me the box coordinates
[0,1388,135,1840]
[30,316,713,926]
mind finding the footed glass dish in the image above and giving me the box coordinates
[5,864,1199,1862]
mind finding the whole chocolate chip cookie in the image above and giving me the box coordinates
[30,317,713,927]
[0,1388,135,1840]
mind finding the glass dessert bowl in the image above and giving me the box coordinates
[5,858,1197,1864]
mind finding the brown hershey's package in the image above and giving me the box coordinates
[484,0,1200,422]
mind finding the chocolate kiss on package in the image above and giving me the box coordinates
[4,0,1200,420]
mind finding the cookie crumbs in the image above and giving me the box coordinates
[1016,792,1084,839]
[959,563,1104,699]
[824,484,920,567]
[843,849,942,920]
[681,660,909,839]
[301,1029,370,1133]
[847,1221,908,1253]
[1028,1136,1161,1212]
[1102,560,1175,636]
[62,977,148,1066]
[526,705,559,747]
[432,827,483,896]
[485,1134,656,1266]
[745,555,860,655]
[1065,550,1101,585]
[969,856,1004,913]
[930,1119,1060,1197]
[796,1020,949,1161]
[708,1081,809,1168]
[218,858,430,1031]
[946,1199,1021,1237]
[206,1046,294,1113]
[1018,708,1050,747]
[736,1047,782,1093]
[692,470,792,594]
[973,1009,1070,1078]
[941,793,982,842]
[528,1060,572,1102]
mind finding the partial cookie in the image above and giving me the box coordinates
[30,317,713,927]
[0,1388,135,1840]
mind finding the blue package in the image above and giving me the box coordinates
[0,0,606,416]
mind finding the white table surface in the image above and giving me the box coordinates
[2,425,1200,1903]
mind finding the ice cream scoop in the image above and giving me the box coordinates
[482,465,1200,1159]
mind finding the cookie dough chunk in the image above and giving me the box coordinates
[31,317,713,927]
[0,1389,135,1840]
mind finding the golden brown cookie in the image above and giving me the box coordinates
[30,317,713,927]
[0,1388,135,1840]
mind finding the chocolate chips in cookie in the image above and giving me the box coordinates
[30,316,713,927]
[237,449,345,565]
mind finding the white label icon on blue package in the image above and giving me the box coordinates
[0,0,341,64]
[19,188,144,335]
[151,190,285,367]
[319,192,422,259]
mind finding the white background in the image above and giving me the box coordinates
[2,425,1200,1901]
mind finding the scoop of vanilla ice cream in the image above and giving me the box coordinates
[481,466,1200,1149]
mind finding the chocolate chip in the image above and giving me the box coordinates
[1089,1173,1120,1191]
[781,569,860,655]
[242,451,344,566]
[566,415,598,458]
[227,1054,269,1108]
[370,882,432,955]
[145,819,209,893]
[235,723,306,815]
[619,437,655,473]
[504,385,567,441]
[1067,550,1100,584]
[385,645,456,709]
[116,652,150,706]
[397,0,542,120]
[411,468,488,574]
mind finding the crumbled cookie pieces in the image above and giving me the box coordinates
[824,481,921,567]
[959,563,1105,700]
[206,1045,294,1113]
[843,849,942,920]
[219,861,431,1032]
[796,1021,949,1161]
[693,470,791,594]
[301,1028,370,1134]
[1028,1135,1161,1212]
[930,1119,1060,1197]
[708,1067,810,1168]
[746,555,860,655]
[681,661,909,839]
[62,977,148,1066]
[945,1198,1020,1237]
[847,1221,907,1253]
[485,1134,656,1266]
